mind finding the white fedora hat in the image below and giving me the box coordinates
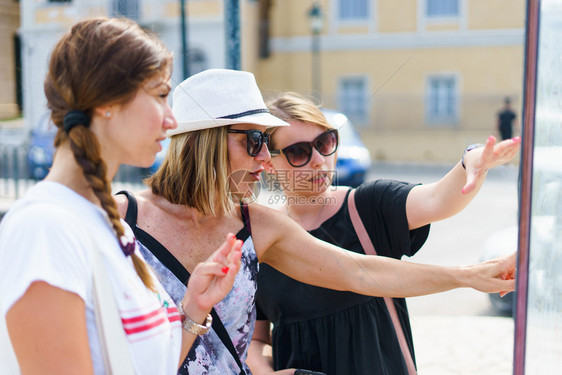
[168,69,288,136]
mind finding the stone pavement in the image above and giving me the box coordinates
[411,315,514,375]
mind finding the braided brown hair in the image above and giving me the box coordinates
[44,18,173,290]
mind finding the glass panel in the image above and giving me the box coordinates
[112,0,139,21]
[427,76,457,122]
[524,0,562,372]
[340,78,367,121]
[427,0,459,17]
[339,0,367,20]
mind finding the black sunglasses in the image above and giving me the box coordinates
[227,129,271,157]
[270,129,339,167]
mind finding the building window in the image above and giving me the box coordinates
[338,0,368,21]
[339,77,368,124]
[426,0,459,17]
[111,0,139,21]
[426,75,458,124]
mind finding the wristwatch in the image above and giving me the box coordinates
[177,302,213,335]
[461,143,483,169]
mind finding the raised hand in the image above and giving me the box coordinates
[462,252,516,295]
[462,135,521,194]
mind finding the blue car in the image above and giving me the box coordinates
[322,109,372,187]
[27,112,163,180]
[28,113,56,180]
[148,137,171,174]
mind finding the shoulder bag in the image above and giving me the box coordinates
[91,239,136,375]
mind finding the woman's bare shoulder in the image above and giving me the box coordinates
[114,189,152,218]
[246,203,297,259]
[247,202,288,223]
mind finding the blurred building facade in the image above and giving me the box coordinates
[13,0,525,162]
[16,0,262,132]
[254,0,525,162]
[0,0,21,120]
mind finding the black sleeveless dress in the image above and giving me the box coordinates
[255,180,430,375]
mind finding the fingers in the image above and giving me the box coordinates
[498,252,517,297]
[273,370,298,375]
[466,253,518,294]
[461,137,494,194]
[504,251,517,269]
[490,136,521,166]
[191,235,242,279]
[498,277,516,297]
[194,261,235,277]
[489,254,517,293]
[191,247,242,281]
[461,178,477,195]
[212,233,238,264]
[484,135,497,154]
[227,241,243,275]
[462,135,520,194]
[496,136,521,150]
[478,135,496,168]
[479,276,515,295]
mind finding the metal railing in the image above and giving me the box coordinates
[0,143,149,203]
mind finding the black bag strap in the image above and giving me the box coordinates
[210,311,246,375]
[114,191,247,375]
[240,202,251,237]
[116,190,138,229]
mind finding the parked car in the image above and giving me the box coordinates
[28,113,56,180]
[322,109,372,187]
[148,137,170,174]
[480,225,517,315]
[27,112,163,180]
[480,146,562,316]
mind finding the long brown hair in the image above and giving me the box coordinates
[44,17,173,290]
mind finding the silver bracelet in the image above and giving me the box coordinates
[461,143,483,169]
[176,301,213,335]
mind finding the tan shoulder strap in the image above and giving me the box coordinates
[347,189,418,375]
[92,242,136,374]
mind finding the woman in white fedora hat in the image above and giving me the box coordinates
[115,69,516,375]
[0,20,242,375]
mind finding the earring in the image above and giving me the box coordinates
[105,110,111,118]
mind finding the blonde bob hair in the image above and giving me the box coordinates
[145,126,235,216]
[266,92,333,149]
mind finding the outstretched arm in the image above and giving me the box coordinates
[252,205,516,299]
[177,234,243,366]
[406,135,521,229]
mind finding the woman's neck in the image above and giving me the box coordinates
[141,190,235,228]
[284,187,346,231]
[45,144,115,207]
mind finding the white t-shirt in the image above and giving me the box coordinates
[0,181,182,374]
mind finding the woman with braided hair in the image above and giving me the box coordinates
[0,18,242,374]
